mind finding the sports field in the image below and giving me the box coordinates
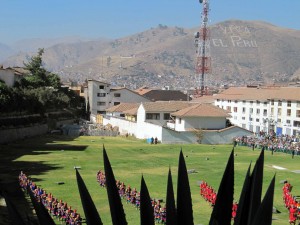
[1,135,299,225]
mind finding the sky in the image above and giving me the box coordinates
[1,0,300,45]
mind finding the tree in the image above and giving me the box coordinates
[192,128,204,144]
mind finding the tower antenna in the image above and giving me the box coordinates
[194,0,211,97]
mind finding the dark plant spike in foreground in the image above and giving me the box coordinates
[247,150,264,225]
[76,169,103,225]
[27,186,56,225]
[233,164,252,225]
[2,191,26,225]
[166,167,177,225]
[140,175,154,225]
[103,146,127,225]
[177,150,194,225]
[209,150,234,225]
[250,175,276,225]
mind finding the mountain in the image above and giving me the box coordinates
[2,20,300,89]
[0,43,15,63]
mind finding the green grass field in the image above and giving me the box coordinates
[1,135,300,225]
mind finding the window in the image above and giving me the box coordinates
[242,100,246,104]
[234,100,238,103]
[250,108,253,114]
[179,118,182,124]
[297,101,300,107]
[146,113,160,120]
[263,109,267,116]
[242,117,245,120]
[228,100,231,103]
[242,107,246,113]
[250,101,253,105]
[287,101,292,107]
[97,93,106,97]
[294,121,300,127]
[278,101,282,106]
[163,113,170,120]
[277,118,281,123]
[287,109,291,116]
[297,110,300,118]
[278,108,282,116]
[114,93,121,97]
[256,100,260,104]
[233,107,238,112]
[264,102,267,106]
[271,100,274,105]
[226,106,231,111]
[217,99,220,102]
[256,109,260,114]
[97,102,106,106]
[256,118,260,122]
[114,102,120,106]
[286,120,291,124]
[99,85,105,89]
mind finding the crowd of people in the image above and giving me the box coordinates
[19,171,82,225]
[199,181,238,220]
[282,181,300,225]
[233,132,300,156]
[96,170,166,224]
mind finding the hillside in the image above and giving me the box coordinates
[2,20,300,89]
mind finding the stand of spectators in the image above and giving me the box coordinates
[19,171,82,225]
[233,133,300,156]
[96,170,166,224]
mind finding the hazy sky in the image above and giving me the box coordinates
[1,0,299,44]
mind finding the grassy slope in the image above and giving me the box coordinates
[1,135,299,225]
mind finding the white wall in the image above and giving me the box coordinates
[174,117,226,131]
[103,116,137,136]
[0,69,15,87]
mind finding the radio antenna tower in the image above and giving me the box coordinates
[194,0,211,97]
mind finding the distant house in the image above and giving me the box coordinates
[87,79,151,123]
[0,66,26,87]
[103,101,252,144]
[136,87,191,101]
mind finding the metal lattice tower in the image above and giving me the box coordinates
[194,0,211,97]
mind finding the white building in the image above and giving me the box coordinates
[103,101,252,144]
[0,67,25,87]
[214,86,300,136]
[87,79,151,122]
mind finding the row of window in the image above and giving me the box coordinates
[235,116,300,127]
[228,106,300,117]
[97,102,120,106]
[146,113,170,120]
[97,93,121,97]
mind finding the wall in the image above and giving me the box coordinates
[103,116,137,136]
[0,124,48,144]
[0,69,15,87]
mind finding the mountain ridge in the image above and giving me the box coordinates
[2,20,300,89]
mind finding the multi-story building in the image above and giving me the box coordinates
[214,86,300,136]
[86,79,151,122]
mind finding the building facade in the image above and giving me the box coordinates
[214,86,300,136]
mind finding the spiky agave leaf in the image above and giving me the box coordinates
[233,164,251,225]
[209,150,234,225]
[2,191,26,225]
[250,175,275,225]
[103,146,127,225]
[76,169,103,225]
[247,150,264,225]
[27,186,56,225]
[177,150,193,225]
[166,167,177,225]
[140,175,154,225]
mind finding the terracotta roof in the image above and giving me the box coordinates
[215,86,300,101]
[142,101,195,112]
[191,95,215,104]
[106,103,139,113]
[135,87,153,95]
[123,107,138,116]
[171,103,230,118]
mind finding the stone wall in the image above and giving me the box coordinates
[0,124,48,144]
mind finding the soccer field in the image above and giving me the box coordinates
[1,135,299,225]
